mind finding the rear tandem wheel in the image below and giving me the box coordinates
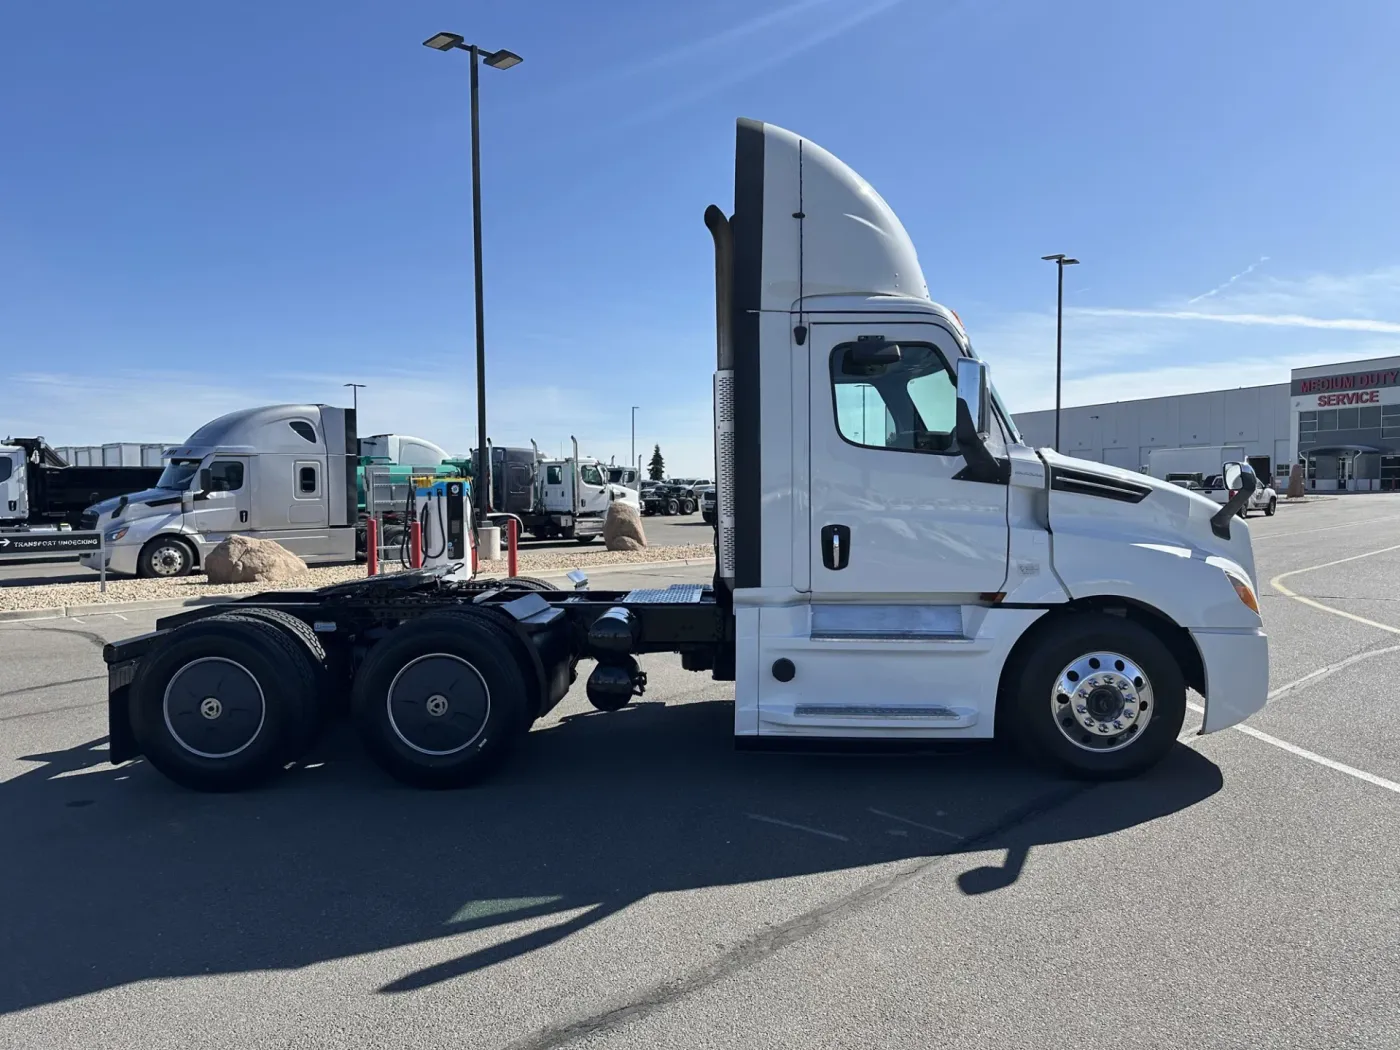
[127,614,320,791]
[350,610,535,789]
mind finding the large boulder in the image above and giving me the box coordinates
[205,535,308,584]
[603,500,647,552]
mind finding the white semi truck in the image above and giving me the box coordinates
[100,120,1268,792]
[81,405,359,577]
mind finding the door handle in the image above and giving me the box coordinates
[820,524,850,570]
[239,510,248,523]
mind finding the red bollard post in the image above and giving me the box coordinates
[507,518,518,578]
[410,520,423,569]
[366,518,379,577]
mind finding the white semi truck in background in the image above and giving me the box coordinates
[100,119,1269,795]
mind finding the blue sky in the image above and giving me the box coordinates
[3,0,1399,472]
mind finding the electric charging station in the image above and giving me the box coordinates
[414,479,471,569]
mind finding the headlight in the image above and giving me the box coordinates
[105,527,129,542]
[1224,569,1259,614]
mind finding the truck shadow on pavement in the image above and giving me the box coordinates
[0,697,1221,1013]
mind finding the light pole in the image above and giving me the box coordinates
[630,406,639,478]
[1041,253,1079,452]
[423,31,522,529]
[343,382,365,416]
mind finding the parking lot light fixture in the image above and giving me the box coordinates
[483,49,523,69]
[423,31,522,531]
[422,32,465,51]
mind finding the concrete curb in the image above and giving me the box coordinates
[0,557,717,624]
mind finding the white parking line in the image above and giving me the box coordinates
[868,807,965,840]
[1256,513,1400,540]
[746,813,848,842]
[1188,698,1400,795]
[1270,543,1400,634]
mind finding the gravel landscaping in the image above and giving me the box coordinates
[0,543,715,613]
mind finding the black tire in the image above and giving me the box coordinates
[1003,612,1186,780]
[138,535,196,579]
[666,498,680,516]
[1265,498,1277,516]
[680,498,696,515]
[575,534,597,545]
[128,615,317,791]
[497,576,560,591]
[351,610,533,788]
[560,525,576,540]
[229,607,345,726]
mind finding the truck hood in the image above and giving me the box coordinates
[1039,450,1257,585]
[87,487,184,520]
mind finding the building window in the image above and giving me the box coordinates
[1382,456,1400,492]
[1337,406,1360,430]
[1360,405,1382,429]
[1298,411,1317,435]
[1317,409,1338,431]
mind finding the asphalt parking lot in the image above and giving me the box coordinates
[2,499,1398,1050]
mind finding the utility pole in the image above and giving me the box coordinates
[423,31,522,530]
[1041,254,1080,452]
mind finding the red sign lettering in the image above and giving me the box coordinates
[1316,390,1380,406]
[1300,369,1400,394]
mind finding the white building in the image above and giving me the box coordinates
[1013,353,1400,492]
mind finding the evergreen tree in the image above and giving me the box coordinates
[647,444,666,481]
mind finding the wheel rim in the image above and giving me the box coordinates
[150,543,187,576]
[1050,651,1154,753]
[163,657,266,758]
[386,653,491,756]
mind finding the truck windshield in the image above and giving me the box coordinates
[156,458,201,490]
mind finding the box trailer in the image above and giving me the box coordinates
[100,120,1269,793]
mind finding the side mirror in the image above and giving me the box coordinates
[842,340,903,374]
[954,357,1003,482]
[1211,461,1258,539]
[956,357,990,437]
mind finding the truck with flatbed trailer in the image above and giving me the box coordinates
[100,119,1269,792]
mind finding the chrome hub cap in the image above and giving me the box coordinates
[153,546,185,575]
[1051,651,1153,752]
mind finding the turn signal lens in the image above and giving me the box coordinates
[1226,572,1259,613]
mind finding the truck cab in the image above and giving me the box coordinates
[81,404,359,577]
[704,119,1268,766]
[533,438,640,542]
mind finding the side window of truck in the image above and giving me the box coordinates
[208,461,244,492]
[546,465,563,485]
[830,343,957,453]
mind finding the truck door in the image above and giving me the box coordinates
[0,448,27,522]
[809,324,1010,597]
[577,463,608,514]
[192,457,253,536]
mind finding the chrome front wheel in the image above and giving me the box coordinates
[1051,651,1154,753]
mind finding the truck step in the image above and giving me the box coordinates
[620,583,707,604]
